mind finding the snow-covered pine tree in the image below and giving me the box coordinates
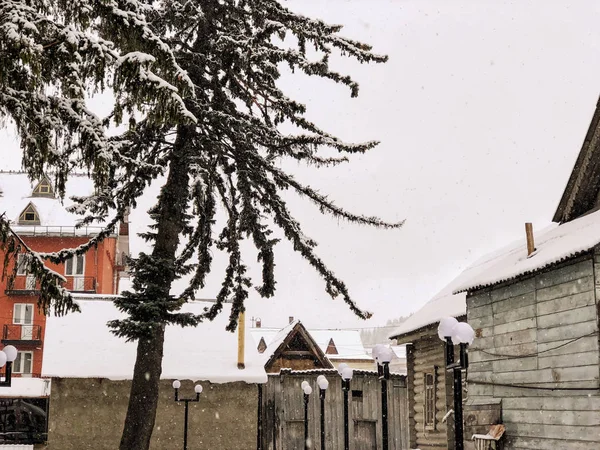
[2,1,404,449]
[0,0,193,314]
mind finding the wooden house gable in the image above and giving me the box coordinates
[554,95,600,223]
[264,322,333,373]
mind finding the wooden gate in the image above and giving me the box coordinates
[260,368,409,450]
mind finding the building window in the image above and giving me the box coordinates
[65,254,85,276]
[424,371,436,430]
[13,304,34,326]
[13,351,33,375]
[16,254,29,276]
[32,177,54,198]
[18,203,40,225]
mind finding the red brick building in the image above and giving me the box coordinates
[0,171,129,377]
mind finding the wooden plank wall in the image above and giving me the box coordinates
[409,333,452,450]
[467,256,600,449]
[261,369,409,449]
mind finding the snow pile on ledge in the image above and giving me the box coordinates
[42,297,267,384]
[0,378,51,398]
[388,288,466,340]
[453,211,600,292]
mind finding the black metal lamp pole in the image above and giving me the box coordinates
[438,318,475,450]
[0,345,18,388]
[172,380,203,450]
[444,337,469,450]
[0,362,13,388]
[319,388,326,450]
[381,361,390,450]
[342,378,350,450]
[317,375,329,450]
[304,392,310,450]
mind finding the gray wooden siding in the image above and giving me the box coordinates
[467,256,600,449]
[409,333,452,450]
[261,369,409,449]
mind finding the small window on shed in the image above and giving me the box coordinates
[351,390,363,402]
[424,371,436,430]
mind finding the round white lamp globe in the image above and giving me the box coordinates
[172,380,181,389]
[194,384,203,394]
[453,322,475,345]
[301,380,309,390]
[2,346,17,362]
[317,377,329,390]
[438,317,459,341]
[379,347,395,364]
[303,385,312,395]
[316,375,326,385]
[0,351,7,368]
[372,344,386,361]
[341,367,353,381]
[337,363,348,376]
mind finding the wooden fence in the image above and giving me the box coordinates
[260,368,409,450]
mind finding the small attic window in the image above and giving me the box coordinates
[326,338,338,355]
[18,203,40,226]
[32,177,54,198]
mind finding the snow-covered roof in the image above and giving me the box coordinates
[254,320,299,364]
[388,288,466,340]
[250,325,371,362]
[0,171,108,234]
[453,211,600,292]
[42,297,267,384]
[0,378,52,398]
[310,330,371,360]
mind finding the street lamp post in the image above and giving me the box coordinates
[373,345,394,450]
[301,381,312,450]
[338,363,353,450]
[172,380,203,450]
[317,375,329,450]
[437,317,475,450]
[0,346,18,387]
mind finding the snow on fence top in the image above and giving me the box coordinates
[42,296,267,384]
[0,378,51,398]
[453,210,600,292]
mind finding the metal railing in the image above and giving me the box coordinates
[2,325,42,344]
[61,276,96,292]
[10,225,116,237]
[7,276,96,293]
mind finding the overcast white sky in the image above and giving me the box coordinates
[3,0,600,332]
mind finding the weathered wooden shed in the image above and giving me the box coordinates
[258,320,334,373]
[260,368,409,450]
[452,97,600,449]
[389,288,466,450]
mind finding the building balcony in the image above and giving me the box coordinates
[2,324,43,346]
[6,276,96,295]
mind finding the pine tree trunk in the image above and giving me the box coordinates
[119,326,166,450]
[119,126,192,450]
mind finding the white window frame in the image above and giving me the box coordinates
[13,351,33,375]
[13,304,34,326]
[424,370,437,430]
[65,254,85,276]
[16,254,28,276]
